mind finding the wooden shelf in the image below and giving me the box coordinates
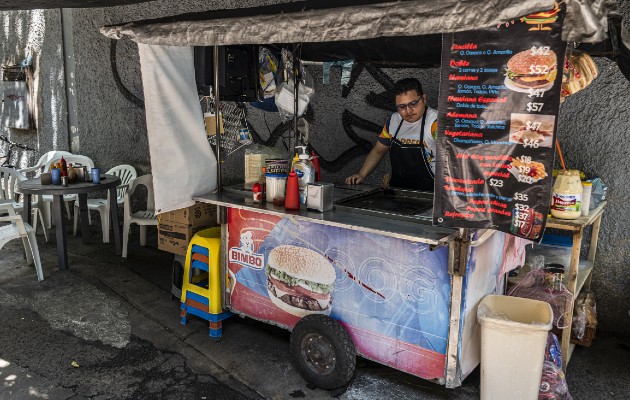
[546,201,606,231]
[574,260,594,298]
[546,202,605,372]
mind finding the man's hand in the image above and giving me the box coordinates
[345,173,365,185]
[344,142,389,185]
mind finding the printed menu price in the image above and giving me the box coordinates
[433,2,566,241]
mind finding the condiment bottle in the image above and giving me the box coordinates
[258,167,267,202]
[292,149,315,205]
[67,163,76,183]
[551,170,582,219]
[60,156,68,176]
[284,169,300,210]
[252,183,262,203]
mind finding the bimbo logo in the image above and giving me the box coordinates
[229,231,265,270]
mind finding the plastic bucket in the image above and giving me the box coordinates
[477,295,553,400]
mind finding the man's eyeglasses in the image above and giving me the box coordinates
[396,98,423,112]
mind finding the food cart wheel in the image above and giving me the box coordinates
[290,315,356,390]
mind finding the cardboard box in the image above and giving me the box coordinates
[158,221,212,256]
[159,203,216,228]
[204,112,224,136]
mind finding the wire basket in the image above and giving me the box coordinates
[201,95,253,156]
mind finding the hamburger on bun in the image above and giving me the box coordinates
[505,49,558,89]
[266,245,336,317]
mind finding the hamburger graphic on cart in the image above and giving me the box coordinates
[266,245,336,317]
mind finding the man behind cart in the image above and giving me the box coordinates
[345,78,437,191]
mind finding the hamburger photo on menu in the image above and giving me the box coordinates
[504,49,557,93]
[266,245,337,317]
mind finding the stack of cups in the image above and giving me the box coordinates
[265,159,289,203]
[582,181,592,216]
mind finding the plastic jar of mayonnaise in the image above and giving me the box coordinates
[551,170,583,219]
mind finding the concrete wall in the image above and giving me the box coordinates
[0,9,67,168]
[554,2,630,333]
[62,0,285,176]
[1,1,628,333]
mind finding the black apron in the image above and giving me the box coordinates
[389,109,435,191]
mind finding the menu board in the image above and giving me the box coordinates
[433,4,566,241]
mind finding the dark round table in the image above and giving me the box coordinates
[16,174,122,270]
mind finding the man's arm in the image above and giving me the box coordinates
[345,141,390,184]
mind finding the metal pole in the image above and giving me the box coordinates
[293,44,300,146]
[213,45,222,194]
[60,8,80,153]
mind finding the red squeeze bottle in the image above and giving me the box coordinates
[60,156,68,176]
[284,169,300,210]
[310,151,321,182]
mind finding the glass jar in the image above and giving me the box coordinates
[550,170,582,219]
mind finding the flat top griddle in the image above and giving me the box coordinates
[334,188,434,224]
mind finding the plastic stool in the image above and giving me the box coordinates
[180,227,233,338]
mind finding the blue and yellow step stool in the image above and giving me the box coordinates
[180,226,233,338]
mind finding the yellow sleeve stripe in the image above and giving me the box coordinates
[379,124,390,139]
[431,121,438,139]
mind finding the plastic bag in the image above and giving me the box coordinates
[572,290,597,339]
[589,177,607,211]
[259,47,279,99]
[572,296,587,339]
[583,290,598,327]
[520,254,546,276]
[539,361,573,400]
[275,48,315,122]
[544,332,562,368]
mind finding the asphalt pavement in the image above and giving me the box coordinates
[0,221,628,399]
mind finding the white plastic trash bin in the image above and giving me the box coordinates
[477,295,553,400]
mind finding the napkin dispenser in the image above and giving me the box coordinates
[74,163,88,181]
[306,183,334,212]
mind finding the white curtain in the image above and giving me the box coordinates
[138,43,217,213]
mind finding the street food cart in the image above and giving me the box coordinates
[190,185,527,388]
[102,0,617,389]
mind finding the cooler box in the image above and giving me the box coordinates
[526,233,572,270]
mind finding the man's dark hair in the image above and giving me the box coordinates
[393,78,423,97]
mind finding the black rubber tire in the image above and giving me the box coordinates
[290,315,356,390]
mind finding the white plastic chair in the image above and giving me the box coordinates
[73,164,137,243]
[0,203,44,281]
[122,174,157,259]
[18,150,74,178]
[40,154,95,228]
[0,167,48,242]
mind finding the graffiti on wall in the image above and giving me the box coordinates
[110,39,398,172]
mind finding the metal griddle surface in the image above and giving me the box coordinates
[334,188,434,223]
